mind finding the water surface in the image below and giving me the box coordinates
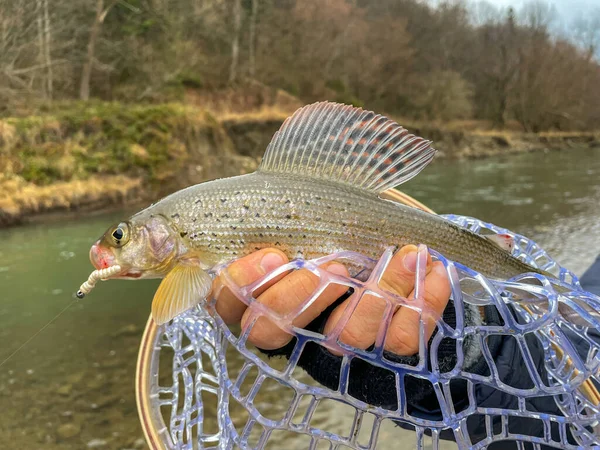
[0,147,599,449]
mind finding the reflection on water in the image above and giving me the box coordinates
[0,147,598,448]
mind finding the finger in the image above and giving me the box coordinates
[242,262,349,350]
[379,245,432,296]
[384,261,451,356]
[323,245,432,354]
[214,248,288,324]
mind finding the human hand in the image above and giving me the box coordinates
[213,245,451,356]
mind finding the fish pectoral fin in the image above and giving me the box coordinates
[484,233,515,253]
[258,102,436,193]
[151,263,212,325]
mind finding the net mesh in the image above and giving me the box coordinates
[148,215,600,449]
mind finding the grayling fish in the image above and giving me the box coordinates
[82,102,597,326]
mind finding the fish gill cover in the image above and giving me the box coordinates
[138,215,600,450]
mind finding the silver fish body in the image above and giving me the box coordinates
[89,102,598,327]
[134,171,535,279]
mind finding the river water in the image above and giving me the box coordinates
[0,147,599,449]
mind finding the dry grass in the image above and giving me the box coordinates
[469,129,600,139]
[0,120,17,148]
[389,116,600,138]
[0,174,142,225]
[536,131,600,138]
[184,80,303,119]
[217,106,293,123]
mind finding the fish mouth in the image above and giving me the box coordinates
[90,241,148,280]
[89,242,143,279]
[90,242,116,270]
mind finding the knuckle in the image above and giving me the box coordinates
[385,327,419,356]
[339,321,367,348]
[290,270,319,301]
[249,329,292,350]
[325,304,368,349]
[423,286,449,311]
[258,270,317,313]
[245,316,293,350]
[422,266,451,310]
[380,269,414,297]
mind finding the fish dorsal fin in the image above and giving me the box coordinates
[258,102,436,193]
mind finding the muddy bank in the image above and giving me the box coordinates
[222,114,600,160]
[420,128,600,159]
[1,102,598,227]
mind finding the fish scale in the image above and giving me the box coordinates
[137,172,533,280]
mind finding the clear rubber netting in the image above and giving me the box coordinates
[150,215,600,450]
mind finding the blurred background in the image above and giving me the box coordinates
[0,0,599,449]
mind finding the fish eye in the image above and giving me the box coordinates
[110,222,129,247]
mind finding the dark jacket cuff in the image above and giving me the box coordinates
[257,291,498,411]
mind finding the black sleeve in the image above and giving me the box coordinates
[258,290,497,412]
[580,254,600,296]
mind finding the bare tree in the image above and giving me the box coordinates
[572,8,600,61]
[229,0,242,83]
[469,0,502,26]
[473,7,519,127]
[36,0,46,98]
[80,0,118,100]
[43,0,52,99]
[519,0,556,32]
[248,0,258,78]
[0,0,597,131]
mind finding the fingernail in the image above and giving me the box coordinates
[260,252,286,273]
[403,251,418,273]
[326,262,348,276]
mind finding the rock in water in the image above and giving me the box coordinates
[56,423,81,439]
[56,384,73,396]
[87,438,108,448]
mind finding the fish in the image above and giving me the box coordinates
[81,102,598,326]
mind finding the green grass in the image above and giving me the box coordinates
[0,101,215,187]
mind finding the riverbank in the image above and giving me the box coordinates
[1,102,598,227]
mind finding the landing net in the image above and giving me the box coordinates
[137,215,600,449]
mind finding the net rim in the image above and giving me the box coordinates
[137,313,169,450]
[134,190,433,449]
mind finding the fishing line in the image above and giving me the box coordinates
[0,299,76,369]
[0,265,122,369]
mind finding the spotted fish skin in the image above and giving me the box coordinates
[133,101,537,279]
[134,171,535,280]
